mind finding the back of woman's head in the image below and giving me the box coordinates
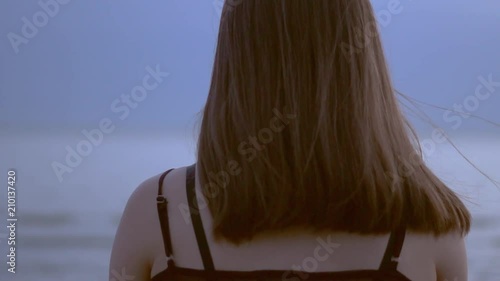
[197,0,471,244]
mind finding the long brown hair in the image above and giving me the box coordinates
[197,0,470,244]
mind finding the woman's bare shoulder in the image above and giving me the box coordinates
[130,167,186,203]
[404,231,468,281]
[432,231,468,273]
[110,167,189,271]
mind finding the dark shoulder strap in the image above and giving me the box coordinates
[379,223,407,271]
[186,164,215,270]
[157,169,175,266]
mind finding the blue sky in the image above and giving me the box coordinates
[0,0,499,132]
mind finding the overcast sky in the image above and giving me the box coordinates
[1,0,499,132]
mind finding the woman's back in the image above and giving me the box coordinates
[109,165,466,281]
[110,1,470,280]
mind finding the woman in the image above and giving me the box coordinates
[110,1,470,280]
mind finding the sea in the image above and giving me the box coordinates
[0,130,499,281]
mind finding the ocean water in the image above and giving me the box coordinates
[0,131,499,281]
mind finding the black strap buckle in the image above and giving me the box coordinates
[157,195,167,204]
